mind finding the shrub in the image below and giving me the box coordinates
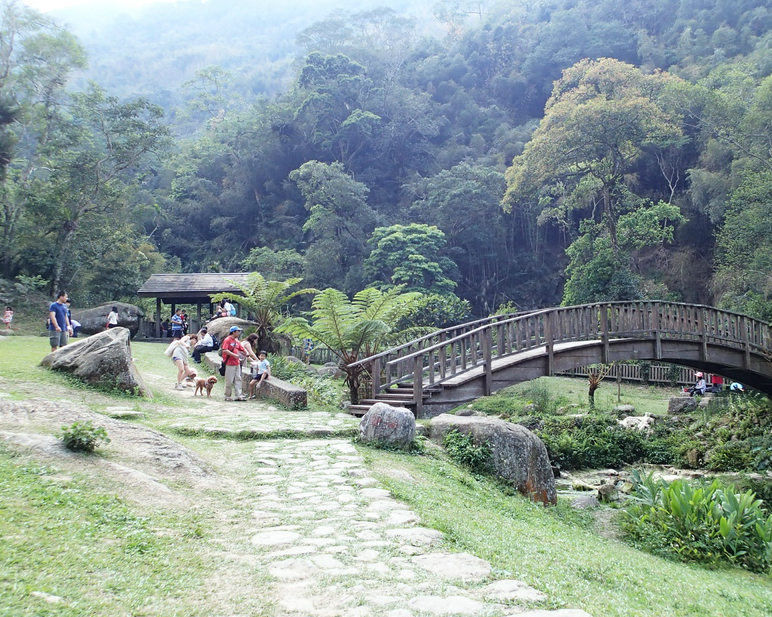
[57,420,110,453]
[536,416,645,470]
[443,429,492,473]
[706,441,752,472]
[270,355,346,408]
[622,470,772,574]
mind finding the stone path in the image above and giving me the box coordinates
[241,438,593,617]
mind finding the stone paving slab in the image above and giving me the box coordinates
[242,438,593,617]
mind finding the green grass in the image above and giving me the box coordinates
[362,446,772,617]
[0,446,218,616]
[470,376,674,418]
[0,336,188,408]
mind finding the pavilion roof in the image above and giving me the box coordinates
[137,273,250,304]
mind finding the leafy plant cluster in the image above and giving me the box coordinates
[535,416,646,471]
[472,380,570,419]
[57,420,110,453]
[442,429,493,474]
[622,471,772,575]
[473,382,772,480]
[270,355,345,409]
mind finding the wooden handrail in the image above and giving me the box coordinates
[349,301,772,402]
[346,310,526,369]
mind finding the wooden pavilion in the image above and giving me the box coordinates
[137,272,251,337]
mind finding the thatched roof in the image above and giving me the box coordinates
[137,273,250,304]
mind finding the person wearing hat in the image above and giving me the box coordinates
[688,371,707,396]
[221,325,247,401]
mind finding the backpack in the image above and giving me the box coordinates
[211,333,220,351]
[229,306,236,316]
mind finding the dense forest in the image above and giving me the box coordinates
[3,0,772,323]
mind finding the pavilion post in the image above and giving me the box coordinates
[155,298,161,338]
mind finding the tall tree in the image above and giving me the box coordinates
[0,0,87,278]
[364,223,458,295]
[290,160,377,293]
[503,58,688,302]
[33,84,170,292]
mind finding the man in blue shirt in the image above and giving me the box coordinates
[170,308,184,339]
[48,291,72,352]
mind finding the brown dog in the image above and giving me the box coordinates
[194,376,218,397]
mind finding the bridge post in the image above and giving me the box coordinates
[483,331,492,396]
[653,303,662,360]
[600,304,609,364]
[371,357,381,399]
[698,309,707,361]
[413,356,423,417]
[545,311,554,376]
[438,332,447,380]
[741,316,751,368]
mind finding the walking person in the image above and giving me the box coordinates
[170,334,198,390]
[48,291,72,352]
[221,326,246,401]
[3,306,12,331]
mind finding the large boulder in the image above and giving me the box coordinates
[40,327,151,397]
[359,402,416,449]
[72,302,144,338]
[204,317,255,340]
[668,396,697,414]
[430,414,556,505]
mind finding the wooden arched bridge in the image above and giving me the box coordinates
[347,301,772,418]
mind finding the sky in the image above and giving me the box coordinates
[23,0,175,12]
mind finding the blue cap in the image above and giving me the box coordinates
[229,326,243,333]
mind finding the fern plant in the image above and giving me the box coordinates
[211,272,317,351]
[277,287,421,403]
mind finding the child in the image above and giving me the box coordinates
[3,306,12,330]
[248,350,271,399]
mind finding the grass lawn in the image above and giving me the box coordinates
[0,450,216,617]
[468,375,676,418]
[2,334,772,616]
[364,446,772,617]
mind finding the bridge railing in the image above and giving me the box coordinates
[350,301,772,412]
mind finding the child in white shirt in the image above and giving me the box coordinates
[248,351,271,399]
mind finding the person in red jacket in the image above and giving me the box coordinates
[221,326,246,401]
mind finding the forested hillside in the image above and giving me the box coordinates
[3,0,772,321]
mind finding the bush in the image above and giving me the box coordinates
[536,416,645,470]
[270,355,346,408]
[57,420,110,453]
[622,471,772,574]
[706,441,752,472]
[443,429,492,473]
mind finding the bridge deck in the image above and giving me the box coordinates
[437,340,599,387]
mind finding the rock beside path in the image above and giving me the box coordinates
[40,328,150,397]
[359,402,416,448]
[430,414,557,505]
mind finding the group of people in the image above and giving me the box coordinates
[687,371,745,396]
[166,323,270,400]
[159,300,237,338]
[219,325,271,401]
